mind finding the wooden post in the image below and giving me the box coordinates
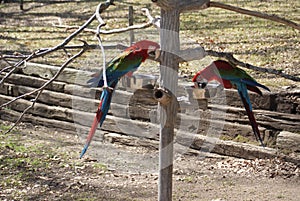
[128,6,134,45]
[158,8,180,201]
[151,1,209,200]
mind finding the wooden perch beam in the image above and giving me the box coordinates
[178,47,206,62]
[209,1,300,31]
[152,0,209,12]
[153,88,172,106]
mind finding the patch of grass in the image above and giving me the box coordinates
[0,123,74,199]
[0,124,11,132]
[233,134,251,143]
[220,135,234,141]
[92,162,107,171]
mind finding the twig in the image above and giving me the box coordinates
[0,52,34,85]
[53,8,159,34]
[209,1,300,31]
[141,8,160,28]
[2,43,88,134]
[206,50,300,82]
[54,23,154,34]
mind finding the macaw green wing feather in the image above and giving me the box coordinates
[217,67,255,82]
[217,66,270,93]
[88,50,144,87]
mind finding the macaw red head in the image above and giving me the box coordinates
[192,61,217,89]
[192,60,233,89]
[127,40,160,62]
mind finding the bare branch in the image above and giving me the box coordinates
[209,1,300,31]
[206,50,300,82]
[1,43,88,134]
[0,52,35,85]
[53,8,160,35]
[34,0,115,56]
[0,44,125,56]
[54,22,154,34]
[141,8,161,28]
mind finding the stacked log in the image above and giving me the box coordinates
[0,62,299,162]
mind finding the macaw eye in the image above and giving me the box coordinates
[195,81,207,89]
[196,81,207,89]
[148,50,156,57]
[194,76,207,89]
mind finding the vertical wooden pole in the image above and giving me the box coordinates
[20,0,24,10]
[158,8,180,201]
[128,6,134,45]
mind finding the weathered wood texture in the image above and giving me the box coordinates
[277,131,300,152]
[157,7,181,201]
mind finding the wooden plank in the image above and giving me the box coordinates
[176,131,300,164]
[210,89,275,111]
[210,104,300,132]
[0,109,78,134]
[1,72,65,92]
[105,132,159,150]
[0,83,9,95]
[2,82,299,137]
[21,62,92,85]
[0,94,160,140]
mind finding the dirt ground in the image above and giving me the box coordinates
[0,122,299,201]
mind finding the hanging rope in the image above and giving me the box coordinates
[95,2,108,88]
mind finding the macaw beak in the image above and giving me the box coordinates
[154,49,161,60]
[147,48,161,61]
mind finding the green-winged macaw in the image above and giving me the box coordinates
[80,40,160,158]
[192,60,270,146]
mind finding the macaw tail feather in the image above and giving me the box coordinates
[241,79,270,92]
[246,85,263,96]
[238,91,265,147]
[80,88,114,158]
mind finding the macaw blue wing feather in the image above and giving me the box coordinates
[241,78,270,92]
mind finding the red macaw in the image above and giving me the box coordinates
[192,60,270,146]
[80,40,160,158]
